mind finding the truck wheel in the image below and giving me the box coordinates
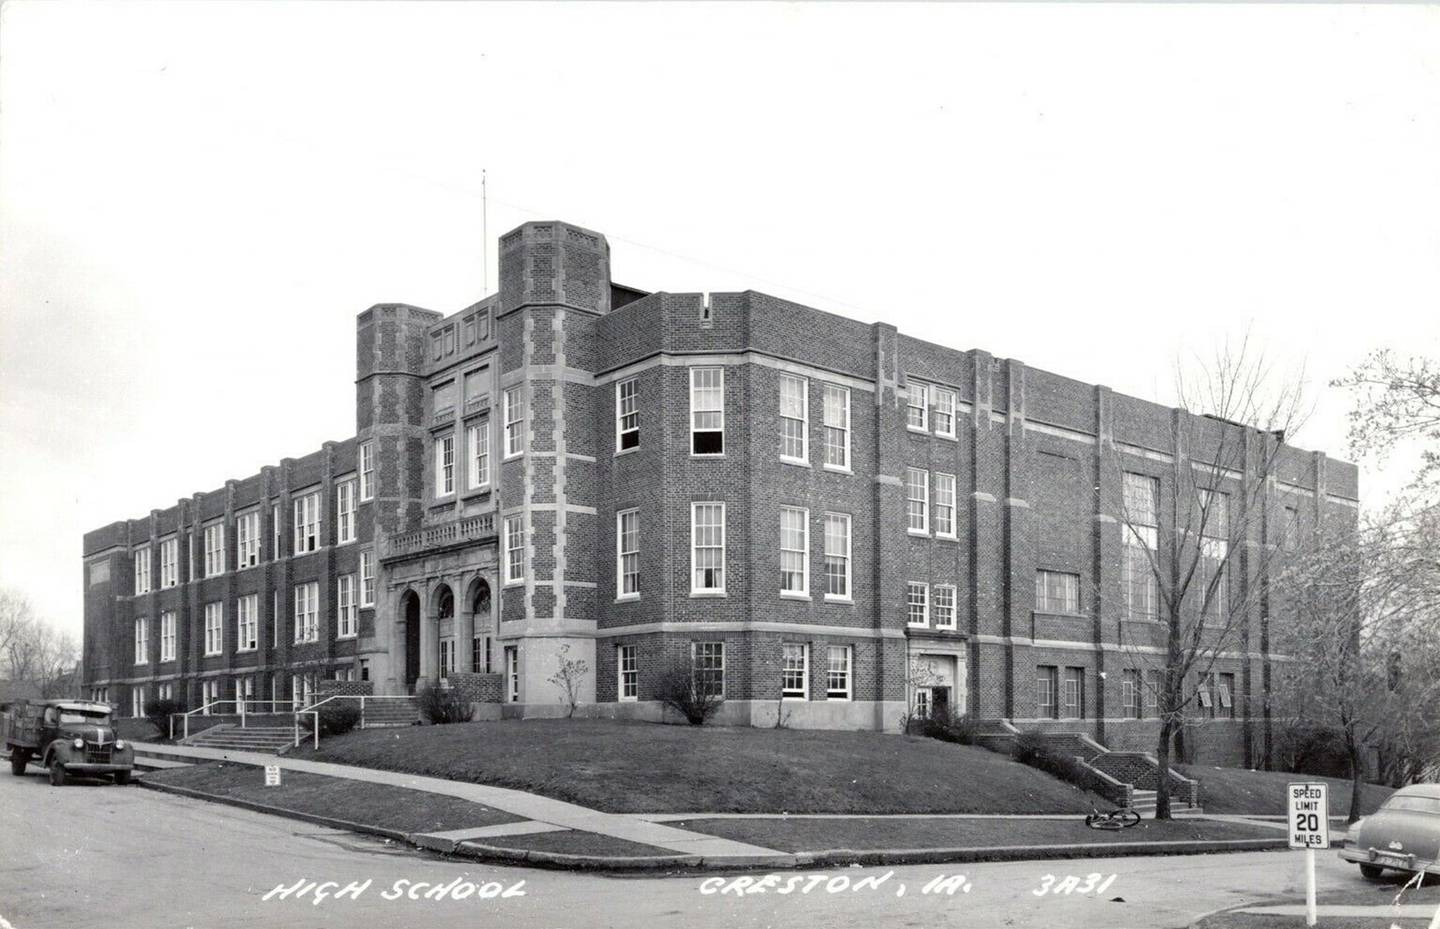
[1359,864,1385,880]
[114,770,132,786]
[10,752,26,776]
[49,763,67,787]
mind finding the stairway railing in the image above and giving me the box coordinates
[291,694,419,750]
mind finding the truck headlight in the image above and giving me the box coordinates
[114,740,125,751]
[73,738,84,749]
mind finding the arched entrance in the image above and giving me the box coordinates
[401,590,421,693]
[470,578,492,673]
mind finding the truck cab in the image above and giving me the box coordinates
[2,699,136,786]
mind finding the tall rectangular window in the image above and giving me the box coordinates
[617,645,638,701]
[293,582,319,643]
[1121,473,1159,620]
[1035,570,1081,613]
[203,523,226,577]
[503,386,525,458]
[826,646,852,700]
[616,509,640,599]
[689,367,725,455]
[779,506,809,596]
[1199,489,1229,620]
[1122,668,1142,718]
[237,594,258,652]
[933,584,957,629]
[1037,665,1058,718]
[1283,505,1300,552]
[906,582,929,627]
[160,538,178,588]
[272,589,281,646]
[237,511,261,567]
[823,513,851,600]
[693,642,725,698]
[293,491,320,554]
[468,421,490,489]
[505,647,519,702]
[1145,669,1161,709]
[338,575,356,638]
[1063,667,1085,719]
[360,550,375,606]
[906,468,929,533]
[134,617,148,664]
[204,602,222,656]
[822,383,850,470]
[271,504,281,560]
[1218,672,1236,718]
[778,374,808,463]
[359,442,374,501]
[616,378,640,451]
[439,637,456,677]
[782,643,809,699]
[934,472,957,537]
[907,381,928,430]
[933,387,958,437]
[160,611,176,663]
[436,435,455,497]
[133,547,152,594]
[504,516,525,584]
[336,481,356,544]
[691,502,726,593]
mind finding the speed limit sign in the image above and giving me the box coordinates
[1288,782,1329,849]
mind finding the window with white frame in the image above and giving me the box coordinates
[271,503,281,560]
[360,550,375,606]
[336,480,356,544]
[1035,570,1081,614]
[440,637,456,677]
[237,676,254,710]
[1121,473,1159,620]
[132,686,144,718]
[617,645,638,700]
[204,602,222,656]
[359,442,374,501]
[906,582,929,627]
[781,643,808,699]
[134,617,148,664]
[292,672,316,709]
[436,435,455,497]
[906,381,928,430]
[689,367,724,455]
[826,645,852,700]
[780,506,809,596]
[691,502,725,593]
[1199,489,1229,620]
[1122,668,1141,718]
[503,386,525,458]
[1062,666,1084,718]
[157,682,173,702]
[693,641,724,697]
[933,387,958,437]
[779,374,808,463]
[202,679,221,712]
[237,511,260,567]
[1036,665,1058,718]
[616,509,639,599]
[133,547,152,594]
[933,584,957,629]
[504,516,525,584]
[237,594,258,651]
[822,383,850,470]
[338,575,356,637]
[272,590,281,646]
[160,538,178,588]
[934,472,957,537]
[906,468,929,533]
[616,378,639,451]
[293,582,319,643]
[505,646,519,702]
[159,611,176,662]
[203,522,226,577]
[823,513,851,600]
[293,491,320,554]
[1145,669,1161,709]
[468,420,490,490]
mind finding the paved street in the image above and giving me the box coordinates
[0,770,1385,929]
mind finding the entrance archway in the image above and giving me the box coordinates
[401,590,421,693]
[469,578,493,673]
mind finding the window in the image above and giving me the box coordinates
[189,532,197,582]
[616,378,639,451]
[503,386,525,458]
[505,647,519,702]
[203,522,226,577]
[338,575,356,638]
[1037,665,1058,718]
[133,547,151,594]
[237,594,258,652]
[782,643,809,699]
[1197,675,1214,710]
[933,387,958,437]
[779,374,808,463]
[823,513,851,600]
[504,516,525,584]
[134,617,148,664]
[160,538,178,588]
[160,611,176,663]
[1283,505,1300,552]
[1035,570,1081,614]
[359,442,374,501]
[293,582,319,643]
[933,584,957,629]
[157,683,173,702]
[906,468,929,533]
[617,645,639,701]
[1218,672,1235,717]
[826,646,852,700]
[1145,669,1161,709]
[616,509,639,599]
[1199,490,1229,620]
[440,638,456,678]
[204,602,222,656]
[780,506,809,596]
[436,435,455,497]
[237,676,255,710]
[132,686,145,718]
[822,383,850,470]
[1121,473,1159,620]
[473,635,492,675]
[237,511,260,567]
[292,672,316,709]
[336,481,356,544]
[202,679,221,712]
[693,642,725,698]
[293,491,320,554]
[1122,668,1141,718]
[272,504,281,560]
[468,421,490,489]
[907,582,929,627]
[360,550,375,606]
[691,503,726,593]
[907,380,928,430]
[934,472,956,537]
[689,367,725,455]
[273,589,281,647]
[1063,667,1085,719]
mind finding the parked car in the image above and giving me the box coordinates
[1,699,135,786]
[1340,783,1440,879]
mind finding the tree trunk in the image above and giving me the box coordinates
[1348,742,1365,825]
[1155,718,1175,820]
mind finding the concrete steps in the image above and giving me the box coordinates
[184,724,295,754]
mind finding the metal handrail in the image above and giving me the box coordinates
[291,694,418,749]
[168,698,312,740]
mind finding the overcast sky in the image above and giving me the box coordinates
[2,2,1437,640]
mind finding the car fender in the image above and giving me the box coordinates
[44,739,76,768]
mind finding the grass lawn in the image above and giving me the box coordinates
[143,762,522,834]
[1179,765,1394,817]
[304,718,1110,814]
[669,816,1285,853]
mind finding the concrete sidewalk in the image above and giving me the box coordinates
[132,741,782,862]
[1238,903,1440,918]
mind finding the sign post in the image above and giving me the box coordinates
[1288,782,1329,927]
[264,765,282,788]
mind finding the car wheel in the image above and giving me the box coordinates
[49,763,67,787]
[1359,864,1385,880]
[114,771,131,786]
[9,752,26,776]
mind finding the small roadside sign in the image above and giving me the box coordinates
[1288,782,1329,849]
[264,765,282,787]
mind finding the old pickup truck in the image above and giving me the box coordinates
[1,699,135,786]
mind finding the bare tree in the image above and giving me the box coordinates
[546,644,590,718]
[0,589,37,680]
[1334,350,1440,496]
[1,590,79,699]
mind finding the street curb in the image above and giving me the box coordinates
[138,779,411,844]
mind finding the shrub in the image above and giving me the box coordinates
[317,701,362,737]
[417,683,474,725]
[1011,731,1089,785]
[917,707,983,745]
[655,660,724,726]
[143,698,187,740]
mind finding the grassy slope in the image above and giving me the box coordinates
[306,719,1109,815]
[1179,765,1394,817]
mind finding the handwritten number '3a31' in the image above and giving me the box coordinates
[1033,873,1118,897]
